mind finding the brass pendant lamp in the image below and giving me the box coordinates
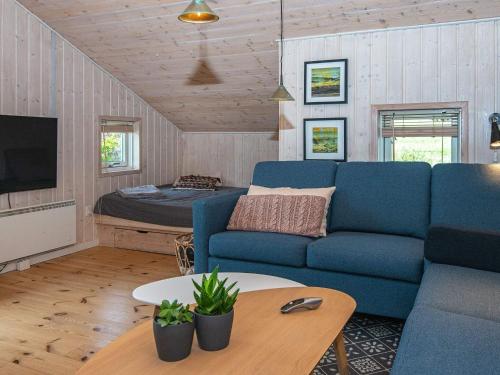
[178,0,219,24]
[270,0,294,101]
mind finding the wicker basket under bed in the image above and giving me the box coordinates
[175,233,194,275]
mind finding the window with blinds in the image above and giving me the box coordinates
[99,117,141,176]
[378,109,461,165]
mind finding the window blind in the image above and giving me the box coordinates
[100,119,136,133]
[380,109,460,138]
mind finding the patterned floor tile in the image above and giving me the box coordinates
[349,357,385,375]
[312,313,404,375]
[365,324,397,339]
[380,334,401,350]
[311,367,328,375]
[317,363,340,374]
[371,351,397,368]
[345,344,369,360]
[344,320,361,331]
[350,314,385,327]
[344,328,374,343]
[317,348,336,367]
[357,340,392,355]
[387,320,405,334]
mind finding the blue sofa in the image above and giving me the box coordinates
[391,164,500,374]
[193,161,500,374]
[195,161,431,318]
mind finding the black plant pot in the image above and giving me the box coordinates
[153,319,194,362]
[194,309,234,351]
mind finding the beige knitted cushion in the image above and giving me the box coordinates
[247,185,335,236]
[227,194,327,237]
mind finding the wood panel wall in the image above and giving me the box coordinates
[0,0,183,246]
[279,18,500,163]
[181,132,278,187]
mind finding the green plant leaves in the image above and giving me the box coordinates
[192,266,240,316]
[155,299,193,327]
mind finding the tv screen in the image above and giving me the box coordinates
[0,115,58,194]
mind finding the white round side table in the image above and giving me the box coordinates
[133,272,305,305]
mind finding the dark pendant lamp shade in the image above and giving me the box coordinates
[490,113,500,149]
[178,0,219,24]
[270,0,294,101]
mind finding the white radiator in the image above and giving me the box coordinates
[0,200,76,263]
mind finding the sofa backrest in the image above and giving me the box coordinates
[331,162,432,239]
[252,161,337,188]
[252,161,337,229]
[431,164,500,233]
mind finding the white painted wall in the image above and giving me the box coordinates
[279,18,500,163]
[181,132,278,187]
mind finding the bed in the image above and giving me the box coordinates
[93,185,246,255]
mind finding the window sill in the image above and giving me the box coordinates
[99,167,141,178]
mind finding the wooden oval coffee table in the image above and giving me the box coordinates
[77,287,356,375]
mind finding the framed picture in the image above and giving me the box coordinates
[304,59,348,104]
[304,118,347,161]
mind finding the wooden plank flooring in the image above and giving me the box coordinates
[0,247,180,375]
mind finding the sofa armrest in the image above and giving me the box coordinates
[425,226,500,273]
[193,190,247,273]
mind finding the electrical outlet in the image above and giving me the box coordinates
[16,259,31,271]
[85,206,94,217]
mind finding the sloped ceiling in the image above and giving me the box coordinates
[18,0,500,131]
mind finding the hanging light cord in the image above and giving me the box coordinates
[279,0,284,85]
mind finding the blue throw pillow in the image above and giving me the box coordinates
[425,226,500,273]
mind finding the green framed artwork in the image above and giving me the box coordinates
[304,59,348,104]
[304,118,347,161]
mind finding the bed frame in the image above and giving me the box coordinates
[95,214,192,256]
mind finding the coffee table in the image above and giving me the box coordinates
[133,272,305,305]
[77,287,356,375]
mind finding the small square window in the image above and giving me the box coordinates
[99,117,141,176]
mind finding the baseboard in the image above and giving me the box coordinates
[0,239,99,274]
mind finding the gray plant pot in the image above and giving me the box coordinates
[153,319,194,362]
[194,309,234,351]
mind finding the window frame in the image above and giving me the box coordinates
[97,116,143,177]
[370,102,469,163]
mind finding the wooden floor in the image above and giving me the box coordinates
[0,247,180,375]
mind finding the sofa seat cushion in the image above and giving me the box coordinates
[391,306,500,375]
[209,231,312,267]
[306,232,424,283]
[415,263,500,323]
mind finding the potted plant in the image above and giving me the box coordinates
[192,267,239,351]
[153,299,194,362]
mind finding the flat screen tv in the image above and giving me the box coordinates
[0,115,58,194]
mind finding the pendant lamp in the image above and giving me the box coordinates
[270,0,294,101]
[178,0,219,24]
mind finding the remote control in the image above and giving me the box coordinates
[280,297,323,313]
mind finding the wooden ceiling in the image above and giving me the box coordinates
[18,0,500,131]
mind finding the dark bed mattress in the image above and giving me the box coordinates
[94,185,246,228]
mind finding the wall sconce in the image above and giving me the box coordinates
[490,113,500,163]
